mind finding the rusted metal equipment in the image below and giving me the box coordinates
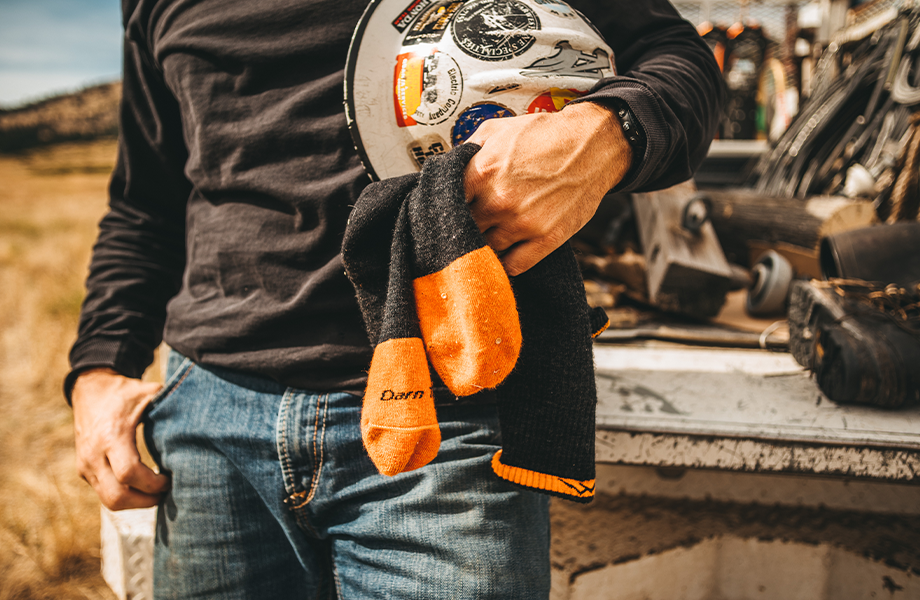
[820,222,920,286]
[703,188,877,268]
[632,181,737,318]
[788,278,920,408]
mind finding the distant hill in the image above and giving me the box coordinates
[0,81,121,153]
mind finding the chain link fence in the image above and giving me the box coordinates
[673,1,808,51]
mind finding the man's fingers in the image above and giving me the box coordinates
[77,450,165,511]
[137,381,164,409]
[469,202,502,234]
[77,442,170,507]
[93,467,165,511]
[107,445,170,495]
[71,370,171,510]
[499,240,554,277]
[482,226,518,254]
[465,168,517,234]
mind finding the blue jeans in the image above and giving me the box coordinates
[143,351,550,599]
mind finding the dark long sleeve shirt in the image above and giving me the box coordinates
[66,0,723,398]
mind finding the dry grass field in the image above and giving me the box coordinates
[0,139,155,599]
[0,83,120,153]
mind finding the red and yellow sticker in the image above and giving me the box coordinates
[526,87,585,114]
[394,50,463,128]
[394,52,425,127]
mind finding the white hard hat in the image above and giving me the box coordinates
[345,0,616,180]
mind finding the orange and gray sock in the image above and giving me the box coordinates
[351,199,440,476]
[344,143,607,500]
[343,144,520,475]
[492,246,608,503]
[406,143,520,397]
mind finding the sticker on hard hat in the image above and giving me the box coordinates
[451,0,540,62]
[345,0,616,180]
[520,42,611,79]
[531,0,576,18]
[394,50,464,127]
[408,134,449,168]
[487,83,523,95]
[393,0,436,32]
[527,88,584,113]
[403,1,465,46]
[451,102,516,145]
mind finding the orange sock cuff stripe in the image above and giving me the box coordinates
[491,450,595,500]
[589,306,610,338]
[591,317,610,338]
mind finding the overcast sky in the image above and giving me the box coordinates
[0,0,122,108]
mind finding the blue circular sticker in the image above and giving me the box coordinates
[451,103,516,146]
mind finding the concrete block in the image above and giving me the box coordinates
[100,506,156,600]
[569,537,919,600]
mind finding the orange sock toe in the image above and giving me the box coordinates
[414,246,521,397]
[362,337,440,476]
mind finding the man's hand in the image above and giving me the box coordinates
[72,368,171,510]
[464,101,632,276]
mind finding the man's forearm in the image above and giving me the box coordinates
[570,0,725,192]
[464,102,632,276]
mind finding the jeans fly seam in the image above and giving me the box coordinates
[331,554,345,600]
[276,389,301,505]
[304,394,329,505]
[288,392,322,510]
[278,391,320,536]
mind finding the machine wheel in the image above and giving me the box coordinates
[746,250,794,316]
[682,193,712,233]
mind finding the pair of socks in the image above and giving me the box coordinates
[343,143,519,475]
[342,143,608,501]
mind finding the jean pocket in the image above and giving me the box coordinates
[145,355,194,413]
[141,356,194,474]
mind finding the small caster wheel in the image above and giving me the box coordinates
[682,193,712,233]
[746,250,794,316]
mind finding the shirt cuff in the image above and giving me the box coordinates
[570,79,671,193]
[65,337,150,404]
